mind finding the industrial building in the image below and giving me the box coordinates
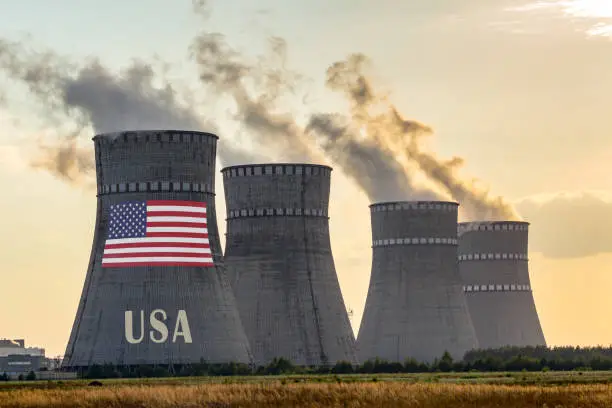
[0,355,45,374]
[222,163,357,366]
[63,130,252,368]
[457,221,546,349]
[0,339,46,374]
[357,201,478,363]
[0,339,44,358]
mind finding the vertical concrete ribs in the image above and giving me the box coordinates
[222,163,357,367]
[357,201,478,363]
[458,221,546,349]
[63,130,252,368]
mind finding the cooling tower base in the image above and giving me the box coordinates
[222,164,357,367]
[458,221,546,349]
[464,291,546,349]
[357,201,479,364]
[63,130,252,368]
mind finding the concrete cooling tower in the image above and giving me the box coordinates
[357,201,478,363]
[222,163,357,367]
[457,221,546,349]
[63,130,252,369]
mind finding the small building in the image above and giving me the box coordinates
[0,339,47,374]
[0,354,45,374]
[0,339,45,357]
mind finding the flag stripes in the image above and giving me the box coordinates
[101,200,214,267]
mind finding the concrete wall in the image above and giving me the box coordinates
[63,130,252,368]
[0,340,44,357]
[357,201,478,363]
[458,221,546,349]
[222,163,357,366]
[0,355,44,373]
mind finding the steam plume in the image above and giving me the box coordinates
[306,113,438,202]
[188,22,512,219]
[190,32,319,164]
[189,24,430,202]
[0,38,250,182]
[319,53,519,220]
[190,30,432,202]
[1,1,519,221]
[30,133,94,186]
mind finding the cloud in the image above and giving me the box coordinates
[508,0,612,39]
[516,191,612,258]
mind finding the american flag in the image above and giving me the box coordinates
[101,200,213,267]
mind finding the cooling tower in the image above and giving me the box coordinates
[457,221,546,349]
[222,163,357,367]
[63,130,252,369]
[357,201,478,363]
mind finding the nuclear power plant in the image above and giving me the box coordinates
[357,201,479,363]
[457,221,546,349]
[222,163,357,366]
[54,129,551,371]
[63,130,252,368]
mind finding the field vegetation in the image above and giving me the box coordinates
[1,379,611,408]
[54,345,612,380]
[2,346,612,407]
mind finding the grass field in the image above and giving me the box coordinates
[1,371,611,407]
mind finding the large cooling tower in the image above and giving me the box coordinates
[222,163,357,367]
[457,221,546,349]
[357,201,478,363]
[63,130,252,369]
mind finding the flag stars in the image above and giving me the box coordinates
[106,201,147,239]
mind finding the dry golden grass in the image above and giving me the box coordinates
[1,382,611,408]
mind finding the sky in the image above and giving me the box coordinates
[1,0,612,357]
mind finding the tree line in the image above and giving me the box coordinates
[3,345,610,380]
[0,371,37,381]
[75,346,612,379]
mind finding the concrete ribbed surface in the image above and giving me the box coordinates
[357,201,478,363]
[63,130,252,368]
[458,221,546,349]
[222,164,357,367]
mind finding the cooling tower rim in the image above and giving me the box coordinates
[93,129,218,142]
[458,220,529,235]
[458,220,530,227]
[221,163,332,173]
[369,200,458,208]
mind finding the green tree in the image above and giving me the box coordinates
[265,357,294,375]
[331,361,354,374]
[436,351,454,372]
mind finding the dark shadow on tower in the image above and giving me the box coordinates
[222,163,357,367]
[63,130,252,368]
[357,201,478,363]
[457,221,546,349]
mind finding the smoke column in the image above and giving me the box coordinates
[315,53,519,221]
[190,32,318,164]
[188,2,516,219]
[29,131,94,185]
[306,113,438,202]
[0,38,252,183]
[189,4,437,202]
[1,0,519,221]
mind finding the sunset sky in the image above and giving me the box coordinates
[1,0,612,357]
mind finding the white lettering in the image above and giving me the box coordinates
[125,310,145,344]
[173,310,192,343]
[125,309,192,344]
[149,309,169,343]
